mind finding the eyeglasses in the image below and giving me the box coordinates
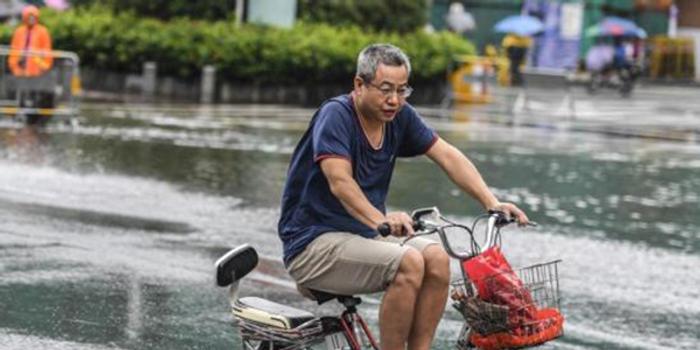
[366,82,413,99]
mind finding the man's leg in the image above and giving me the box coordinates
[287,233,441,349]
[287,232,412,296]
[407,245,451,350]
[379,249,424,350]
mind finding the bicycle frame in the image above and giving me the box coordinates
[338,310,379,350]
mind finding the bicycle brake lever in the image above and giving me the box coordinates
[400,235,417,246]
[412,221,424,232]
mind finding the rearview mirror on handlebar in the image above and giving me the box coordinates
[411,207,441,227]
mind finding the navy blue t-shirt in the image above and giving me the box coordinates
[278,94,438,265]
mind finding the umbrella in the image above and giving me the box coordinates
[45,0,70,11]
[586,16,647,38]
[494,15,544,36]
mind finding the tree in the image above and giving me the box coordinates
[298,0,428,33]
[70,0,236,20]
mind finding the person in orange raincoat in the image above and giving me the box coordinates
[9,5,53,77]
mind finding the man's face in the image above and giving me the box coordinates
[354,63,410,123]
[27,15,37,26]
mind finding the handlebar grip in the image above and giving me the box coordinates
[377,223,391,237]
[377,222,422,236]
[488,210,538,227]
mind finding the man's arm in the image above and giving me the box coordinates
[9,28,24,74]
[425,137,529,224]
[319,157,413,235]
[33,26,53,72]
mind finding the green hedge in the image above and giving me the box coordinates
[0,6,475,84]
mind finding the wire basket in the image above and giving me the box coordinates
[514,260,562,310]
[235,315,341,350]
[452,259,563,349]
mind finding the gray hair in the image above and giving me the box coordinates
[356,44,411,83]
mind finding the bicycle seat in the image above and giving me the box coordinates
[298,285,362,309]
[233,296,315,329]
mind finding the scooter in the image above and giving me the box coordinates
[587,64,639,97]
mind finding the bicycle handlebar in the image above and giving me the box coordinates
[379,209,537,260]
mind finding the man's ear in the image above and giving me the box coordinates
[353,76,364,95]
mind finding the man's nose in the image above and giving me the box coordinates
[386,92,400,105]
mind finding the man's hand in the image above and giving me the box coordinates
[450,287,467,302]
[489,202,529,226]
[384,211,414,237]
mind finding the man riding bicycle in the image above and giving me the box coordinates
[278,43,529,350]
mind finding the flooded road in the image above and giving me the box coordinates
[1,98,698,349]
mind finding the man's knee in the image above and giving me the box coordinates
[393,248,424,290]
[422,245,450,286]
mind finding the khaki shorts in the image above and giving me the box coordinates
[287,232,438,295]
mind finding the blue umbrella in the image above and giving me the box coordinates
[601,16,639,32]
[494,15,544,36]
[586,16,647,38]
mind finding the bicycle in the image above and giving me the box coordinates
[586,64,639,97]
[215,208,563,350]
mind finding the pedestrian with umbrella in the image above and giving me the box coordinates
[494,15,543,86]
[585,16,646,96]
[585,16,646,68]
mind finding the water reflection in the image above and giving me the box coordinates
[392,141,700,253]
[126,276,143,342]
[0,125,48,164]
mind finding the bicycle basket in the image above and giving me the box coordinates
[452,259,563,350]
[235,316,339,350]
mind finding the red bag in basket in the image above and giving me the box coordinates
[462,246,536,327]
[462,246,564,350]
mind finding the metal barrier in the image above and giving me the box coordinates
[0,45,81,120]
[514,67,576,120]
[648,36,695,80]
